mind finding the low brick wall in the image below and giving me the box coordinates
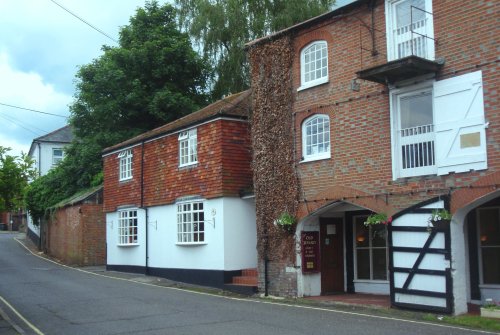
[47,204,105,266]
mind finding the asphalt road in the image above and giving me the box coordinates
[0,233,489,335]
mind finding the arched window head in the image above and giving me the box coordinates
[302,114,331,161]
[299,41,328,90]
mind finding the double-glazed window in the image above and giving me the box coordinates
[118,209,138,245]
[179,128,197,167]
[177,201,205,243]
[354,216,388,281]
[52,148,64,165]
[302,114,330,161]
[477,208,500,285]
[118,149,133,181]
[300,41,328,90]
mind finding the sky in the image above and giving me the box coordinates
[0,0,165,157]
[0,0,353,158]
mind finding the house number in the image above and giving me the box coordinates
[211,208,216,217]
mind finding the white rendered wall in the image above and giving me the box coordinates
[147,197,256,271]
[106,209,147,267]
[296,216,321,297]
[223,197,257,270]
[35,142,68,176]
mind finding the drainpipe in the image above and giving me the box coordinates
[140,141,149,275]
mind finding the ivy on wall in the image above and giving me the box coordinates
[248,36,299,262]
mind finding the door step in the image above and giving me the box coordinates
[224,268,258,295]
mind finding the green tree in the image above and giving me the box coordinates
[25,1,211,218]
[175,0,335,100]
[0,146,36,212]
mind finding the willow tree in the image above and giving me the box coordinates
[175,0,335,100]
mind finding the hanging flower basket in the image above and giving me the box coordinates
[274,212,296,233]
[364,213,392,227]
[428,209,452,231]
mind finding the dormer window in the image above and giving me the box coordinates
[118,149,133,181]
[179,128,197,167]
[299,41,328,90]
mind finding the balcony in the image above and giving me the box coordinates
[356,4,442,85]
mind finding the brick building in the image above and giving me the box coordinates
[102,91,257,290]
[46,186,105,266]
[247,0,498,314]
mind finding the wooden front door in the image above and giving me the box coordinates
[320,218,344,294]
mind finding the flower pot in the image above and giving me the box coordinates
[431,219,450,230]
[481,307,500,319]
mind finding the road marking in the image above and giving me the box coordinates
[0,295,45,335]
[14,238,498,335]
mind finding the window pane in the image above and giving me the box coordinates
[400,91,433,129]
[482,247,500,284]
[372,225,387,247]
[479,209,500,246]
[357,249,370,280]
[373,249,387,280]
[355,218,369,248]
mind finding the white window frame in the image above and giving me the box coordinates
[118,149,133,181]
[52,148,64,165]
[353,216,389,282]
[298,41,329,91]
[390,81,437,179]
[179,128,198,167]
[117,209,138,246]
[177,201,205,245]
[385,0,435,61]
[302,114,331,162]
[477,207,500,287]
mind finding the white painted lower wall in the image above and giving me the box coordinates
[106,197,257,272]
[106,208,147,268]
[26,214,40,237]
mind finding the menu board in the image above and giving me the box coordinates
[301,231,320,273]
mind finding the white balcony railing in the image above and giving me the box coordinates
[394,18,429,59]
[399,124,436,177]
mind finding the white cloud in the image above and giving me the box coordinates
[0,52,71,156]
[0,0,166,157]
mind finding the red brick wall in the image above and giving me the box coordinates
[282,1,500,217]
[103,119,252,212]
[47,204,105,266]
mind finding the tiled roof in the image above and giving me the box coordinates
[103,90,251,154]
[33,125,73,143]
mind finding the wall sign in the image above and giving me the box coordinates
[301,231,320,273]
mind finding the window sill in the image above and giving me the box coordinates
[176,242,207,246]
[479,284,500,289]
[353,279,389,284]
[297,78,329,92]
[117,243,139,247]
[119,177,133,182]
[300,155,331,164]
[179,162,198,169]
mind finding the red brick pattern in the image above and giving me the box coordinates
[103,119,252,212]
[47,204,105,266]
[282,1,500,218]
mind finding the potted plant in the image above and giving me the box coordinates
[275,212,296,233]
[481,299,500,319]
[364,213,392,227]
[428,209,452,230]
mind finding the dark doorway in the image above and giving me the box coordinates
[320,218,344,294]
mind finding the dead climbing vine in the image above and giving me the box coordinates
[248,35,299,262]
